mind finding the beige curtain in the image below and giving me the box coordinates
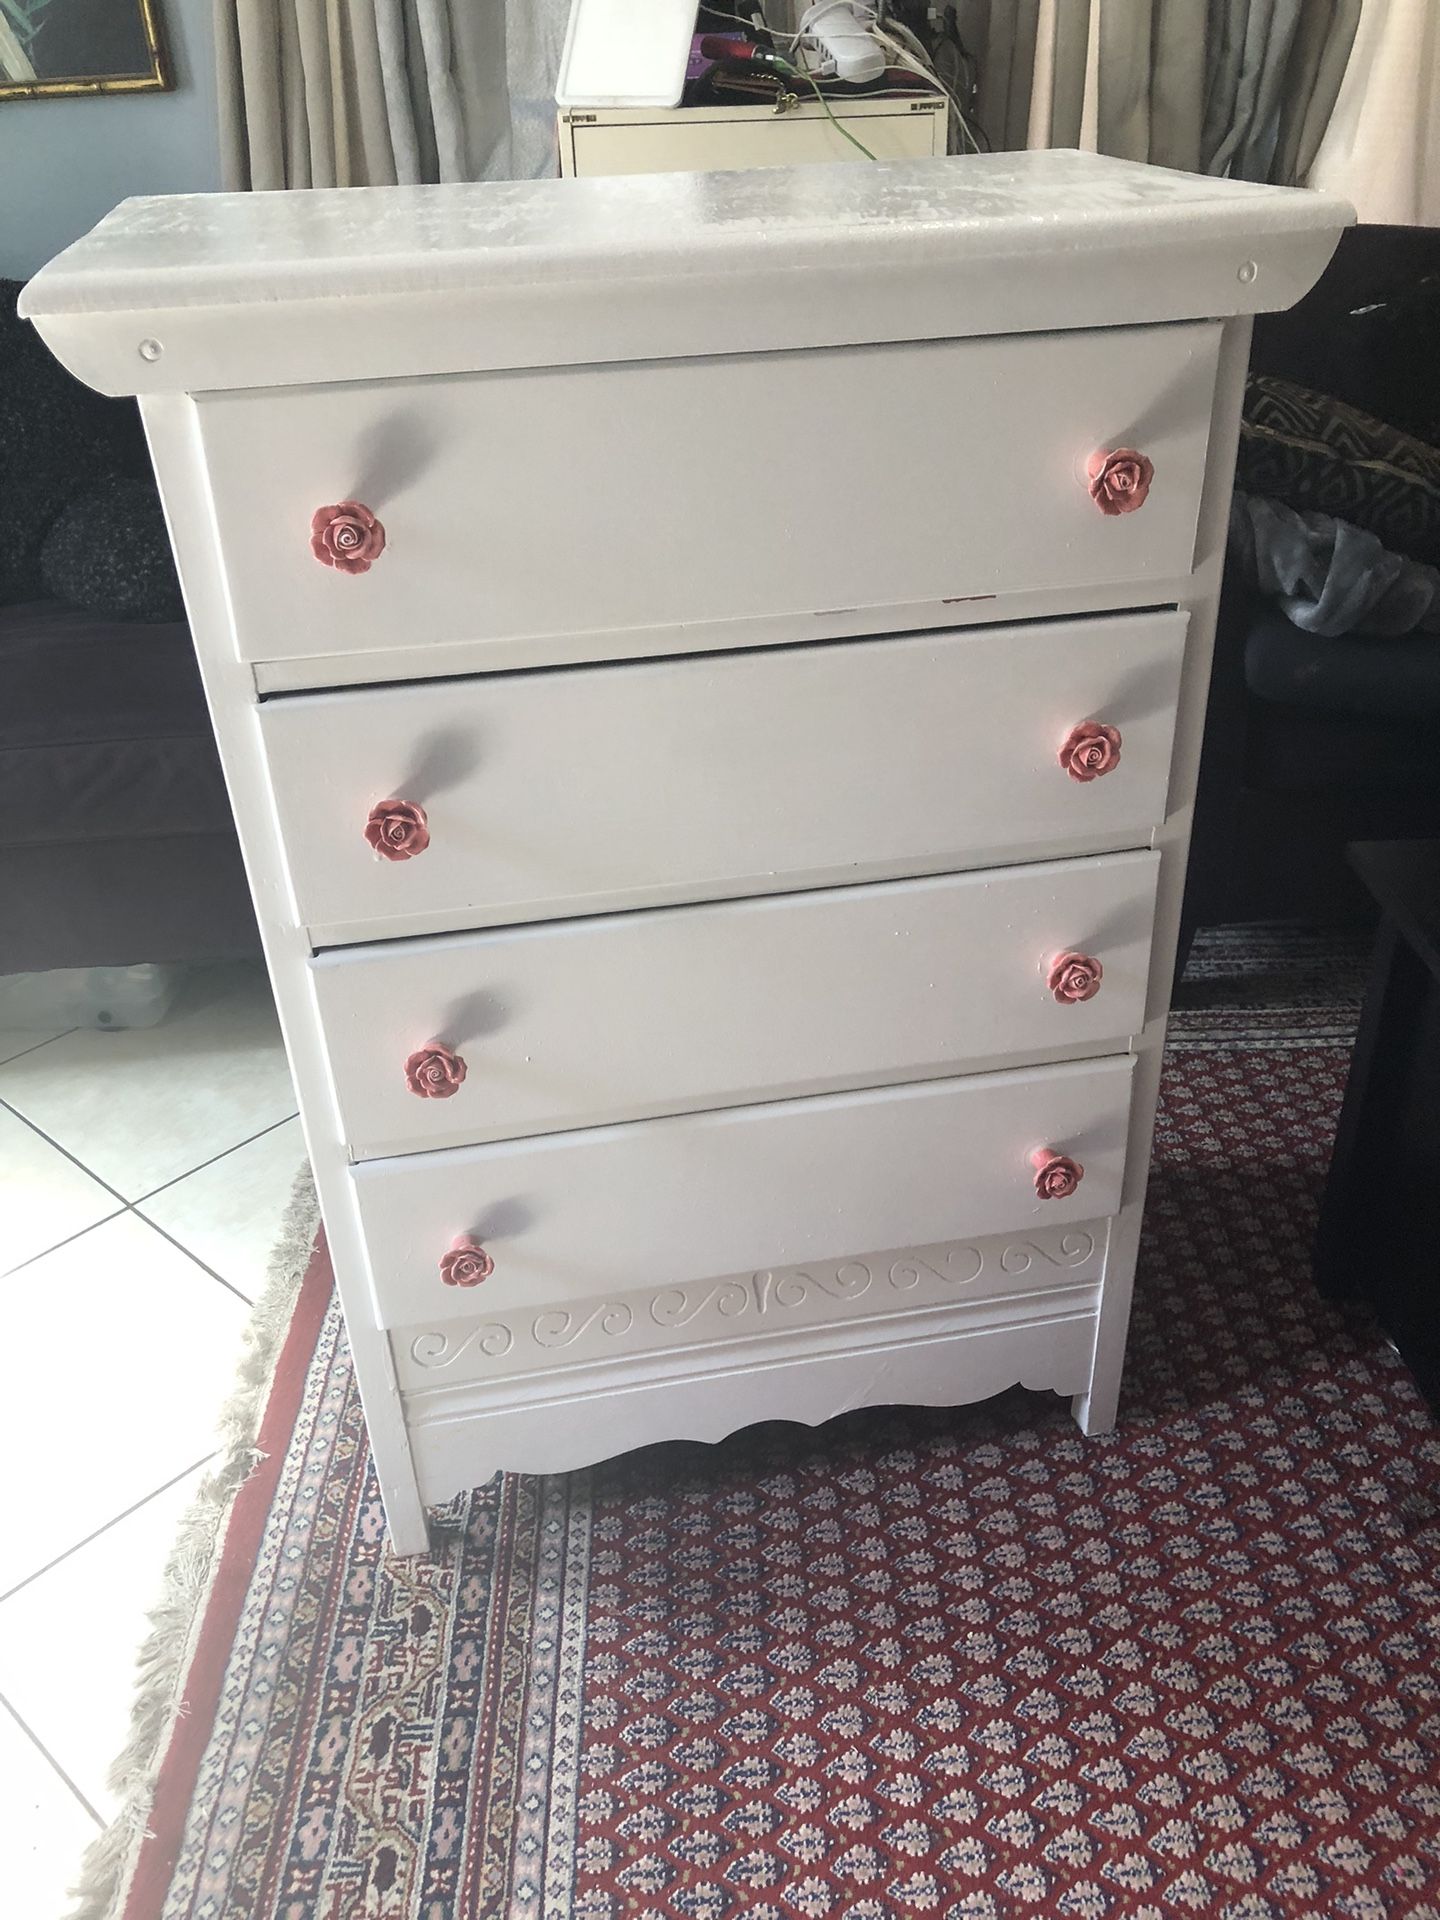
[1037,0,1208,170]
[1306,0,1440,224]
[1200,0,1362,180]
[986,0,1360,186]
[1270,1,1367,183]
[214,0,567,191]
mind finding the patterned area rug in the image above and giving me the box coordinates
[85,928,1440,1920]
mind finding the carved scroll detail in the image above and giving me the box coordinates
[409,1322,514,1370]
[405,1228,1100,1378]
[651,1277,758,1327]
[888,1246,985,1290]
[532,1301,634,1348]
[1000,1230,1097,1275]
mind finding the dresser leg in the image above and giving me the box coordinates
[1069,1388,1115,1438]
[1070,1222,1132,1437]
[383,1496,433,1558]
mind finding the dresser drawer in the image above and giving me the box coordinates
[314,850,1159,1157]
[261,610,1186,943]
[197,324,1218,667]
[392,1220,1108,1393]
[351,1054,1136,1330]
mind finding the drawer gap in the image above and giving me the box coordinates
[255,599,1185,705]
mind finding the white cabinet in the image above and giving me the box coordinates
[558,96,949,178]
[21,151,1349,1552]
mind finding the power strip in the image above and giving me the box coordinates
[796,2,887,84]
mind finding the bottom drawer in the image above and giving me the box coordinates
[351,1055,1136,1331]
[392,1219,1110,1392]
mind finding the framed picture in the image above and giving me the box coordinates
[0,0,171,102]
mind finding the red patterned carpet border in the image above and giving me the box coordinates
[119,1224,336,1920]
[124,931,1440,1919]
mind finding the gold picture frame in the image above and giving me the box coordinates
[0,0,171,102]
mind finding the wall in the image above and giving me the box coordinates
[0,0,221,282]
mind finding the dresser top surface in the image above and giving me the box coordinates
[21,150,1350,397]
[22,151,1346,313]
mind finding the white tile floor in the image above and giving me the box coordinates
[0,961,303,1920]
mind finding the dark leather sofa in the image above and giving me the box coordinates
[1,270,258,975]
[1185,224,1440,934]
[0,598,257,971]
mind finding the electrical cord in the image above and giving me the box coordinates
[796,67,880,158]
[704,5,794,40]
[867,2,987,148]
[869,21,981,153]
[707,3,976,157]
[702,6,880,158]
[875,13,929,63]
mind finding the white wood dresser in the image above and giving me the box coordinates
[23,153,1349,1553]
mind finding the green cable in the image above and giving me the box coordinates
[801,69,880,160]
[767,52,879,162]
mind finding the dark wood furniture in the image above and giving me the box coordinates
[1315,839,1440,1411]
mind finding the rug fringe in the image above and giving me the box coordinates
[62,1166,322,1920]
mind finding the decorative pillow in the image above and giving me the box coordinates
[1236,375,1440,568]
[0,278,149,604]
[40,478,185,624]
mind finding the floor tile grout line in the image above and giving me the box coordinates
[129,1211,257,1308]
[0,1099,134,1209]
[0,1205,129,1281]
[1,1097,288,1299]
[0,1455,217,1607]
[1,1095,301,1218]
[0,1027,78,1070]
[2,1195,254,1301]
[0,1691,104,1829]
[132,1109,302,1205]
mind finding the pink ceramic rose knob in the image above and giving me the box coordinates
[1086,448,1154,516]
[1048,951,1104,1004]
[405,1043,467,1099]
[440,1234,493,1288]
[1032,1148,1084,1200]
[310,500,386,574]
[364,799,429,861]
[1059,721,1122,783]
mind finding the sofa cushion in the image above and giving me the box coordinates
[1242,604,1440,793]
[0,599,233,848]
[40,477,185,623]
[1243,699,1440,795]
[0,279,148,605]
[0,837,258,972]
[1236,375,1440,567]
[1244,604,1440,722]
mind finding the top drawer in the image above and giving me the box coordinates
[195,323,1219,667]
